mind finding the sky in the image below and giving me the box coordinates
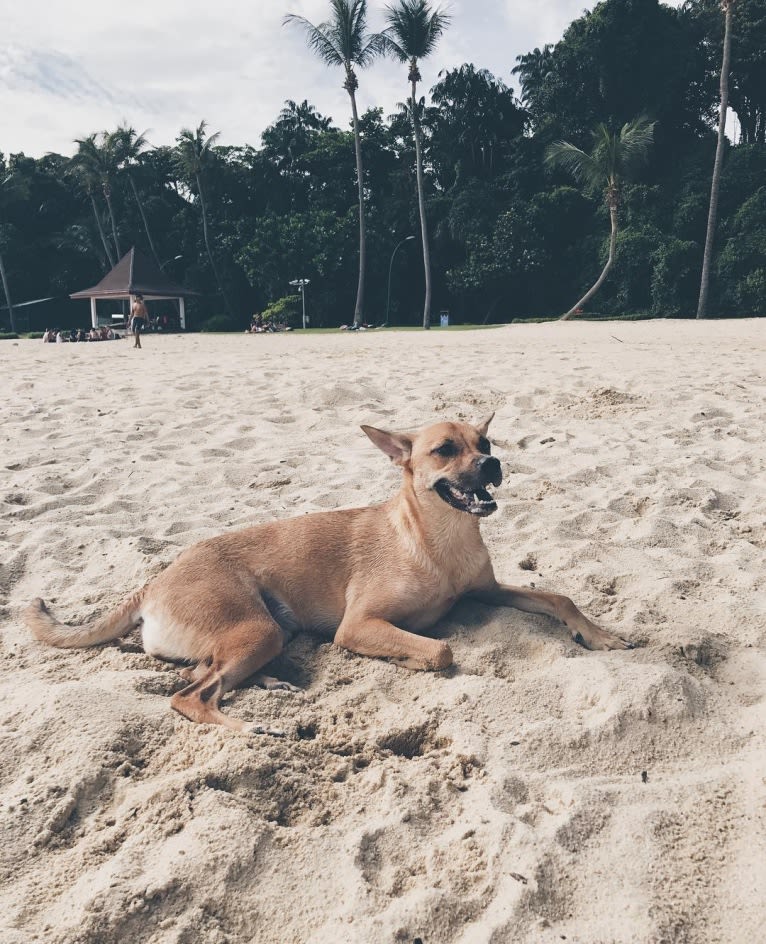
[1,0,688,158]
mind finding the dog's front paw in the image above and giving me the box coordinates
[573,625,633,651]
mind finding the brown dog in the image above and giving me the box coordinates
[24,416,631,733]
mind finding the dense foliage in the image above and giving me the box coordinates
[1,0,765,330]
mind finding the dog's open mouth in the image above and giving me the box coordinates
[434,480,498,516]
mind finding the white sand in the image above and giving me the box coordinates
[1,320,765,944]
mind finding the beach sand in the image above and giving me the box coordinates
[1,320,765,944]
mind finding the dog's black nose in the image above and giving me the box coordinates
[478,455,502,487]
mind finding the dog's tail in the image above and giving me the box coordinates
[23,587,147,649]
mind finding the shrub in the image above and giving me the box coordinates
[261,295,301,327]
[0,332,20,340]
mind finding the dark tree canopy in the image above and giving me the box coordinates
[2,0,766,334]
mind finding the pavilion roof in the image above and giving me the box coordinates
[70,247,197,299]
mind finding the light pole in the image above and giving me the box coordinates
[385,236,415,326]
[289,278,311,329]
[160,254,183,271]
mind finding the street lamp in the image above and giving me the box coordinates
[385,236,415,326]
[160,254,183,270]
[289,278,311,329]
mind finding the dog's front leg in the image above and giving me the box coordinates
[335,615,453,671]
[470,581,632,651]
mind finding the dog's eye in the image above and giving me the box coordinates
[433,441,457,458]
[478,436,491,455]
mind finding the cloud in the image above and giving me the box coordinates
[0,0,689,158]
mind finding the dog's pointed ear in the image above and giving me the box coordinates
[361,425,412,466]
[475,412,495,437]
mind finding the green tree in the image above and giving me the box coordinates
[545,115,655,319]
[106,124,162,267]
[72,133,122,260]
[67,138,115,267]
[697,0,735,319]
[0,171,30,333]
[285,0,385,325]
[380,0,450,329]
[174,121,234,317]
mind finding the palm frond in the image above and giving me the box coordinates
[375,29,408,63]
[383,0,450,60]
[283,13,345,67]
[618,115,656,175]
[544,140,602,189]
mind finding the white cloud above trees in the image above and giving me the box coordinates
[1,0,684,157]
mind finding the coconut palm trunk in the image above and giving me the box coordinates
[196,172,233,317]
[410,66,433,329]
[0,248,16,333]
[562,198,618,320]
[128,173,162,267]
[346,72,367,326]
[697,0,734,320]
[102,184,121,259]
[89,191,115,267]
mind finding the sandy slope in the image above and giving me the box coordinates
[1,320,765,944]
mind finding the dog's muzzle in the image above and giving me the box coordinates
[434,455,502,517]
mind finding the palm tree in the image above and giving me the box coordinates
[545,116,655,320]
[380,0,450,329]
[174,120,233,316]
[72,134,122,259]
[697,0,735,320]
[285,0,385,326]
[107,124,162,267]
[0,171,30,333]
[66,146,115,267]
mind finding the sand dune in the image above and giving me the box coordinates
[1,320,765,943]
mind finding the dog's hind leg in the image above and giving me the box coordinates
[170,616,286,734]
[335,615,453,671]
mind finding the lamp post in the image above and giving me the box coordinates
[385,236,415,326]
[289,278,311,329]
[160,254,183,271]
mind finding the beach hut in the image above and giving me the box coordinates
[70,247,196,329]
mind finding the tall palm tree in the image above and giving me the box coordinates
[0,171,30,333]
[107,124,162,267]
[66,146,115,267]
[72,134,122,259]
[174,120,233,316]
[380,0,450,329]
[697,0,735,320]
[545,116,655,320]
[285,0,385,325]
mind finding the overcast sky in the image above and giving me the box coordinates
[1,0,686,158]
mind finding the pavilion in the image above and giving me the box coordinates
[70,247,196,330]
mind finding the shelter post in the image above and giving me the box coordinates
[90,297,97,328]
[179,297,186,330]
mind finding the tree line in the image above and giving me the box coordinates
[1,0,765,333]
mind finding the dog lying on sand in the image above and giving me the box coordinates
[24,416,631,733]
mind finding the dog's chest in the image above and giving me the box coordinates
[396,552,487,631]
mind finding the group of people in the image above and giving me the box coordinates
[246,314,293,333]
[43,326,120,343]
[43,295,150,348]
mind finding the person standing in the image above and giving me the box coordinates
[131,294,148,349]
